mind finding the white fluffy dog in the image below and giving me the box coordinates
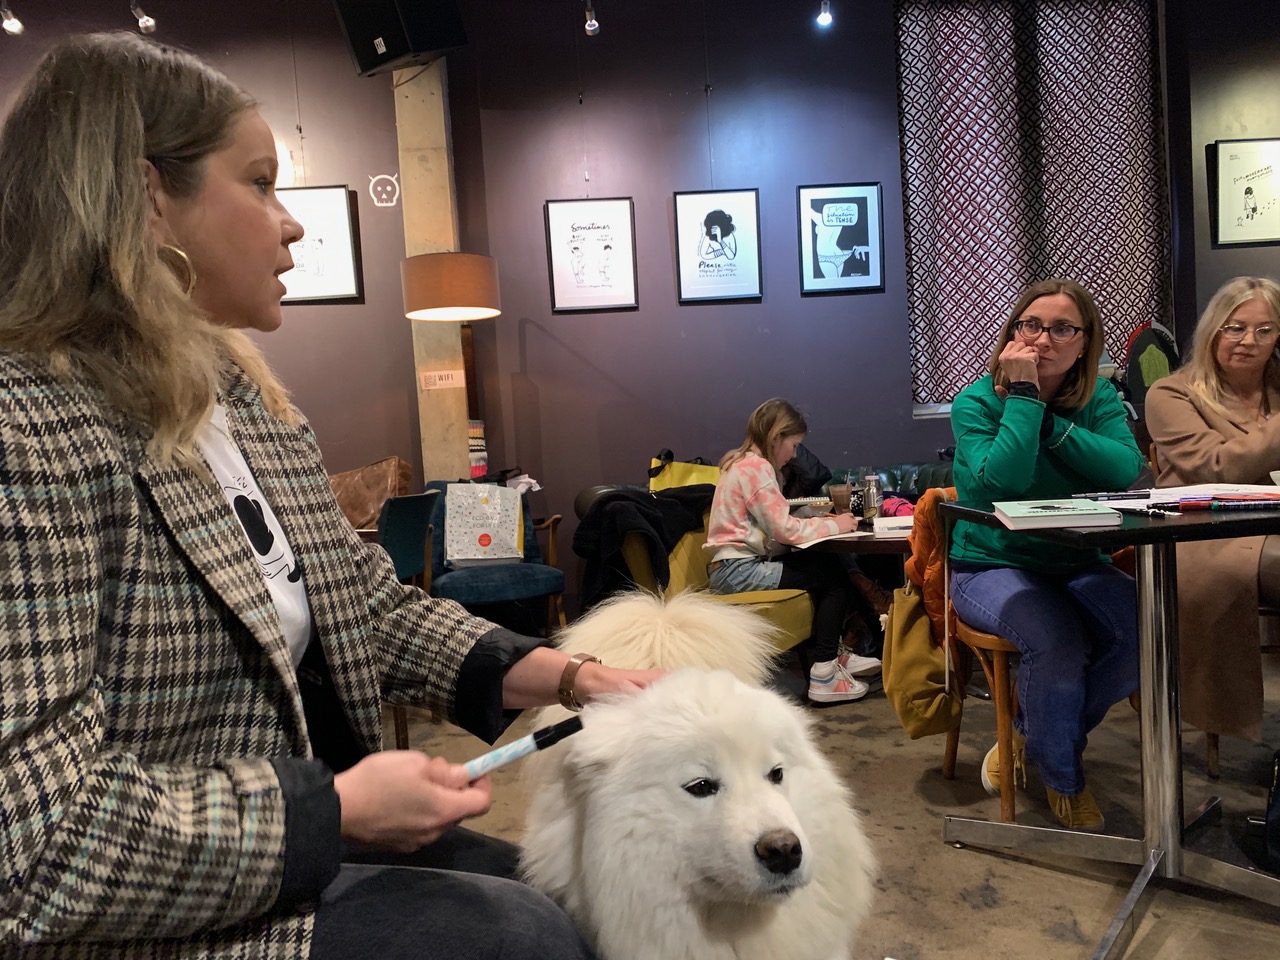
[521,592,876,960]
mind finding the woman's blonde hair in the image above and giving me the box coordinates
[1179,276,1280,414]
[0,32,296,469]
[987,278,1105,411]
[720,398,808,473]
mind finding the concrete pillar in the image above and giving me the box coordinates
[393,60,470,482]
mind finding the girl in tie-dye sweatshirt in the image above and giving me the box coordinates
[705,399,879,704]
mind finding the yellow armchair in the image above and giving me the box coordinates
[619,510,813,653]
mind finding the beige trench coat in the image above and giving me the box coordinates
[1145,370,1280,741]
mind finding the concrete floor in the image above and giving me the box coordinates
[391,650,1280,959]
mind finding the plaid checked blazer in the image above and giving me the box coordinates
[0,355,495,958]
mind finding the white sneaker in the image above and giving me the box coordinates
[807,660,870,704]
[837,645,882,677]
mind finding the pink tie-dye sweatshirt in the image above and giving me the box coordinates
[704,453,839,561]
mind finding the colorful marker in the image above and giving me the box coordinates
[463,715,584,781]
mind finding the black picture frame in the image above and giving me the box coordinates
[277,186,364,304]
[543,197,639,312]
[673,188,762,303]
[1213,139,1280,247]
[797,182,884,294]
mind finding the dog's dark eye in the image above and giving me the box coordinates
[767,765,784,785]
[682,778,720,798]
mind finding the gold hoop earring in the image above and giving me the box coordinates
[159,243,196,297]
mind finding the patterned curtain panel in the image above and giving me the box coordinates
[897,0,1171,408]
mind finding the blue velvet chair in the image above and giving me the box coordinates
[424,480,567,636]
[375,491,437,589]
[375,490,439,747]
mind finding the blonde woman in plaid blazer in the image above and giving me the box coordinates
[0,33,659,959]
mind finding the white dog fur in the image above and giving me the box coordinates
[521,592,876,960]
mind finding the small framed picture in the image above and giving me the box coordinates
[277,186,364,304]
[544,197,639,312]
[1214,139,1280,246]
[673,188,762,303]
[797,183,884,294]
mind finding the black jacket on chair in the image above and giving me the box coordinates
[573,485,715,610]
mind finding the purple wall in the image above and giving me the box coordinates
[0,0,422,481]
[1179,0,1280,317]
[446,0,953,602]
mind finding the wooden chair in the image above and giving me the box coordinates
[913,488,1023,822]
[945,616,1021,823]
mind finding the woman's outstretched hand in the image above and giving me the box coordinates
[572,662,666,704]
[335,751,493,852]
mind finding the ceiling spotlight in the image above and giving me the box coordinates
[584,5,599,36]
[1,5,24,35]
[816,0,832,27]
[131,4,156,34]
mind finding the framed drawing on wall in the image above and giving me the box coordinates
[797,182,883,294]
[277,186,364,304]
[673,188,761,302]
[544,197,638,312]
[1215,139,1280,246]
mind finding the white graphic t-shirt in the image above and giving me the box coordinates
[196,405,312,668]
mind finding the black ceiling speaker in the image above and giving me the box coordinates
[330,0,468,77]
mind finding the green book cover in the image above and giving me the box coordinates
[993,498,1122,530]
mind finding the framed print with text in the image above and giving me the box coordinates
[673,188,761,303]
[1215,139,1280,246]
[797,182,883,294]
[544,197,638,312]
[277,186,364,304]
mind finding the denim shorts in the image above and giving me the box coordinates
[708,555,783,593]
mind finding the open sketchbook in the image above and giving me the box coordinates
[793,530,873,549]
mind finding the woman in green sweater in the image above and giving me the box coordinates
[950,278,1144,830]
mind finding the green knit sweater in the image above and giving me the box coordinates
[950,375,1144,574]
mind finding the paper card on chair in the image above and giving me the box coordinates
[993,499,1122,530]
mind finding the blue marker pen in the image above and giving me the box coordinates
[463,715,584,781]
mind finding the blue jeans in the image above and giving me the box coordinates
[949,563,1139,796]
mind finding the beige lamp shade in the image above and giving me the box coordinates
[401,252,501,321]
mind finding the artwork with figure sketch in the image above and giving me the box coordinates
[276,186,363,303]
[1215,139,1280,246]
[796,183,884,294]
[673,189,761,302]
[544,198,638,312]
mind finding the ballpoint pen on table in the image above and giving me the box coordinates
[1071,490,1152,501]
[1114,504,1175,518]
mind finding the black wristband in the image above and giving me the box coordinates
[1006,380,1040,400]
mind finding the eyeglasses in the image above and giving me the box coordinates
[1218,323,1279,342]
[1012,319,1085,343]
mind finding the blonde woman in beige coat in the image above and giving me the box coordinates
[1145,276,1280,750]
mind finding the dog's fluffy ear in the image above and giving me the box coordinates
[558,702,636,776]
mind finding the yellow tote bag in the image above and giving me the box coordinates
[882,581,963,739]
[647,449,721,491]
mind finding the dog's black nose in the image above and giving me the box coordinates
[755,830,803,875]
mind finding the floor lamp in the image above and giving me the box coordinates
[401,252,501,477]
